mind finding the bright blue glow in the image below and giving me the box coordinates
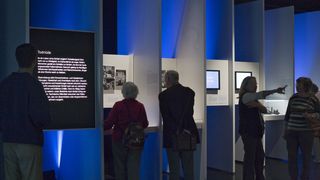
[140,132,160,180]
[58,130,101,180]
[117,0,134,55]
[162,0,186,58]
[234,2,262,62]
[30,0,102,179]
[30,0,98,31]
[295,11,320,85]
[57,131,63,168]
[206,0,232,60]
[42,131,59,172]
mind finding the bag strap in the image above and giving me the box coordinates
[176,95,191,133]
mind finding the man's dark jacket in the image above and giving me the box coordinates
[159,83,200,148]
[0,72,50,146]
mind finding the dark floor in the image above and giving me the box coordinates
[208,158,320,180]
[106,158,320,179]
[163,158,320,180]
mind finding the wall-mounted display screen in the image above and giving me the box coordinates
[206,70,220,90]
[235,71,252,90]
[30,28,95,129]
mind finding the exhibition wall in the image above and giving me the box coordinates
[112,0,162,179]
[261,6,294,161]
[265,6,294,100]
[295,11,320,85]
[0,0,28,80]
[206,0,234,173]
[235,0,264,63]
[206,60,229,106]
[103,54,133,108]
[206,0,233,60]
[162,0,186,58]
[117,0,161,128]
[30,0,103,179]
[175,0,205,124]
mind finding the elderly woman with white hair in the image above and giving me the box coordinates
[104,82,149,180]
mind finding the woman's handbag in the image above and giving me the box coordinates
[172,129,197,151]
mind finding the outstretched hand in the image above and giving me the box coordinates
[276,85,287,94]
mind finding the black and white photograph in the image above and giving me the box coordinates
[103,66,115,93]
[161,70,166,89]
[115,70,126,90]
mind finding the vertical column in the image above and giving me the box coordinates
[265,7,294,100]
[234,0,264,163]
[206,0,235,173]
[118,0,161,179]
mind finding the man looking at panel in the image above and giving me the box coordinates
[0,43,50,180]
[159,70,200,180]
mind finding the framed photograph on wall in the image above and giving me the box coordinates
[115,69,126,90]
[103,66,115,93]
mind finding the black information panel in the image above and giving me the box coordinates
[30,28,95,129]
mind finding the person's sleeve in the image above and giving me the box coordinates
[139,104,149,128]
[190,90,195,116]
[104,103,118,130]
[159,94,170,123]
[29,82,51,129]
[242,92,264,104]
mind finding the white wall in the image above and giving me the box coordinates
[265,6,294,100]
[174,0,206,179]
[206,60,229,106]
[103,54,133,108]
[129,0,161,128]
[176,0,205,123]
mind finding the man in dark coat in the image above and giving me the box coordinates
[159,70,199,180]
[0,43,50,180]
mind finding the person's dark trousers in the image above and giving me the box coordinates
[241,135,265,180]
[3,143,43,180]
[286,130,314,180]
[166,148,194,180]
[112,140,142,180]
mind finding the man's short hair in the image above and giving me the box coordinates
[15,43,38,68]
[165,70,179,84]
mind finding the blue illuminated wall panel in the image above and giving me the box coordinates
[206,0,233,60]
[295,11,320,85]
[235,1,263,62]
[30,0,102,179]
[162,0,187,58]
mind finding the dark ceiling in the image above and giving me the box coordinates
[235,0,320,14]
